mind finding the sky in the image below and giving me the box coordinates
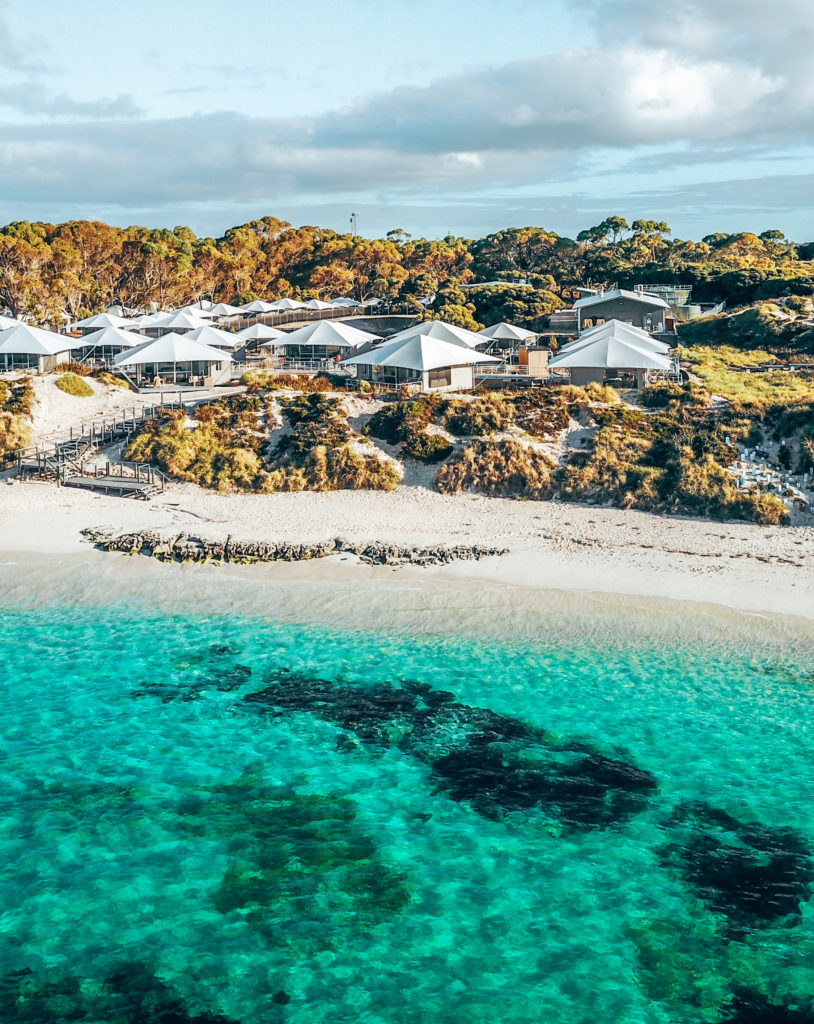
[1,0,814,241]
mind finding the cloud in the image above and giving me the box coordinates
[0,84,142,119]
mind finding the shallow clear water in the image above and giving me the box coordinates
[2,576,814,1023]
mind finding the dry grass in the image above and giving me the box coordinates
[679,345,814,411]
[55,372,94,398]
[436,439,554,498]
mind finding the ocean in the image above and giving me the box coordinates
[1,555,813,1023]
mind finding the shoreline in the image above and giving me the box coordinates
[1,478,813,624]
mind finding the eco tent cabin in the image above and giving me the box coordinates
[274,320,382,361]
[476,321,538,352]
[341,333,499,392]
[234,323,287,349]
[0,324,73,371]
[70,311,137,334]
[562,320,671,356]
[573,288,671,333]
[385,320,483,349]
[183,325,244,351]
[548,319,674,387]
[66,326,144,363]
[140,311,214,337]
[113,333,233,387]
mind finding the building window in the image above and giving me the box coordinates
[428,368,451,388]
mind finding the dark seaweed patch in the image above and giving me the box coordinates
[174,765,411,950]
[133,664,252,703]
[661,802,814,926]
[244,672,657,830]
[720,990,814,1023]
[0,963,242,1024]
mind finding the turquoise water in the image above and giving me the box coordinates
[1,593,814,1023]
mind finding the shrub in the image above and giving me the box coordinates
[0,411,32,460]
[441,395,511,436]
[93,370,132,389]
[436,439,554,498]
[402,429,454,462]
[54,361,91,376]
[1,377,34,417]
[365,396,441,443]
[55,372,94,397]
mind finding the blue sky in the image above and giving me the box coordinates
[1,0,813,240]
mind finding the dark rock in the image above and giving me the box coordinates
[81,527,508,567]
[720,990,814,1023]
[244,672,656,831]
[661,802,814,926]
[271,991,291,1006]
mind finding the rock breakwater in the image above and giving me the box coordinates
[81,528,507,567]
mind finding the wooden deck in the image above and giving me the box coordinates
[62,474,160,498]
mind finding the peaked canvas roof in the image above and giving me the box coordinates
[113,333,233,366]
[72,311,136,331]
[272,298,306,310]
[240,300,278,314]
[66,326,143,351]
[277,320,381,349]
[175,304,218,318]
[303,299,335,310]
[234,323,287,342]
[208,302,243,316]
[183,325,243,350]
[565,319,671,354]
[573,288,670,311]
[0,323,71,355]
[149,311,213,331]
[476,321,538,342]
[0,313,20,330]
[342,334,499,372]
[386,319,483,349]
[549,334,672,371]
[330,297,361,307]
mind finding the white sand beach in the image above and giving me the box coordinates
[2,475,813,621]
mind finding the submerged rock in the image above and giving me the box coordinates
[0,962,242,1024]
[661,802,814,926]
[245,672,657,830]
[720,990,814,1023]
[81,527,507,567]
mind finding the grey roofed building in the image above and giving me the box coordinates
[573,288,670,332]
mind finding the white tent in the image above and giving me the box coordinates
[563,319,671,354]
[548,329,672,387]
[114,332,233,385]
[386,319,483,349]
[276,320,381,351]
[66,326,143,355]
[233,323,287,344]
[342,333,498,392]
[330,297,361,307]
[132,311,169,328]
[71,311,137,333]
[183,325,243,350]
[208,302,244,317]
[240,300,278,315]
[0,323,72,370]
[175,304,219,319]
[477,321,537,342]
[0,313,20,330]
[146,311,213,334]
[302,299,335,310]
[272,298,305,311]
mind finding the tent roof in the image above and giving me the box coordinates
[303,299,335,310]
[72,311,136,330]
[476,321,537,341]
[342,334,500,372]
[330,297,361,307]
[573,288,670,311]
[183,325,243,350]
[386,319,483,349]
[0,323,71,355]
[549,335,672,370]
[277,320,381,349]
[66,326,143,350]
[562,319,671,354]
[273,298,306,310]
[0,313,20,330]
[239,300,278,314]
[208,302,243,316]
[149,311,213,331]
[234,323,286,341]
[113,333,233,366]
[175,304,218,319]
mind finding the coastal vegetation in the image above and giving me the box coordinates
[0,377,34,460]
[1,216,812,328]
[122,381,803,523]
[54,371,94,397]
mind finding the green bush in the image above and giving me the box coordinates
[436,439,554,498]
[55,372,94,397]
[402,429,453,463]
